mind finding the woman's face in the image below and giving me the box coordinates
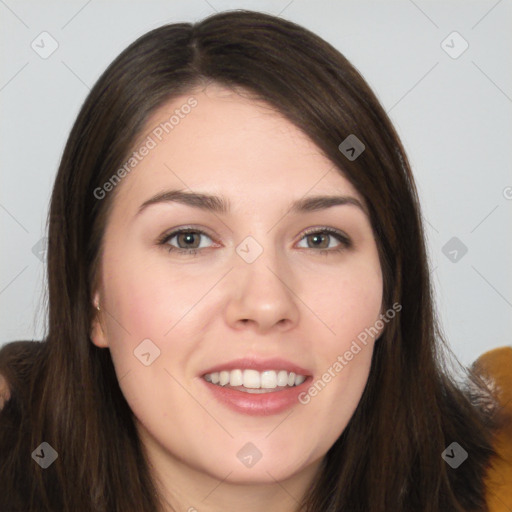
[91,83,384,485]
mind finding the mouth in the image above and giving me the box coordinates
[203,369,307,393]
[198,357,312,415]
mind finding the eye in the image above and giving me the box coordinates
[158,227,215,256]
[157,226,352,257]
[296,227,352,255]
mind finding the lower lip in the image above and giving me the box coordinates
[200,377,312,416]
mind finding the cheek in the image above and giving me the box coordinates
[307,258,383,344]
[102,248,202,338]
[304,353,374,457]
[99,249,218,398]
[295,259,381,442]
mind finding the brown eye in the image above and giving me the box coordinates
[174,231,202,249]
[305,232,330,249]
[159,228,214,255]
[297,228,351,254]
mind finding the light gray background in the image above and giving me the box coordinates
[1,0,511,366]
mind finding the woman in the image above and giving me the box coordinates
[0,9,509,512]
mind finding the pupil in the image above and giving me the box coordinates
[181,232,197,247]
[311,234,325,247]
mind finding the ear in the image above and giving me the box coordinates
[90,292,109,348]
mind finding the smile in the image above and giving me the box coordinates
[203,369,306,392]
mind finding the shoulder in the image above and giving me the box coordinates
[0,339,45,365]
[473,346,512,512]
[0,340,46,510]
[0,340,45,411]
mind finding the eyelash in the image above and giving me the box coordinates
[157,226,352,257]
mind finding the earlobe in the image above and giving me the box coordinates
[90,315,108,348]
[90,295,109,348]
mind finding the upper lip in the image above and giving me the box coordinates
[200,357,312,377]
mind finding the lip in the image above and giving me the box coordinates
[200,357,312,378]
[199,356,313,416]
[200,375,312,416]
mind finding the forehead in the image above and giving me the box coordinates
[112,83,363,212]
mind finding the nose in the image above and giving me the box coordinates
[224,244,300,333]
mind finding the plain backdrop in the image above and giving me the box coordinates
[1,0,511,366]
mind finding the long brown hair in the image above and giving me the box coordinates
[0,10,507,511]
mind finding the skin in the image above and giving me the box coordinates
[0,374,9,411]
[90,83,384,512]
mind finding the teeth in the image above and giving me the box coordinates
[243,369,260,388]
[219,371,230,386]
[230,369,243,386]
[277,370,289,386]
[203,369,307,389]
[260,370,277,389]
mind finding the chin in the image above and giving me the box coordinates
[199,450,311,485]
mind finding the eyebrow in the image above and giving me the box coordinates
[136,189,367,217]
